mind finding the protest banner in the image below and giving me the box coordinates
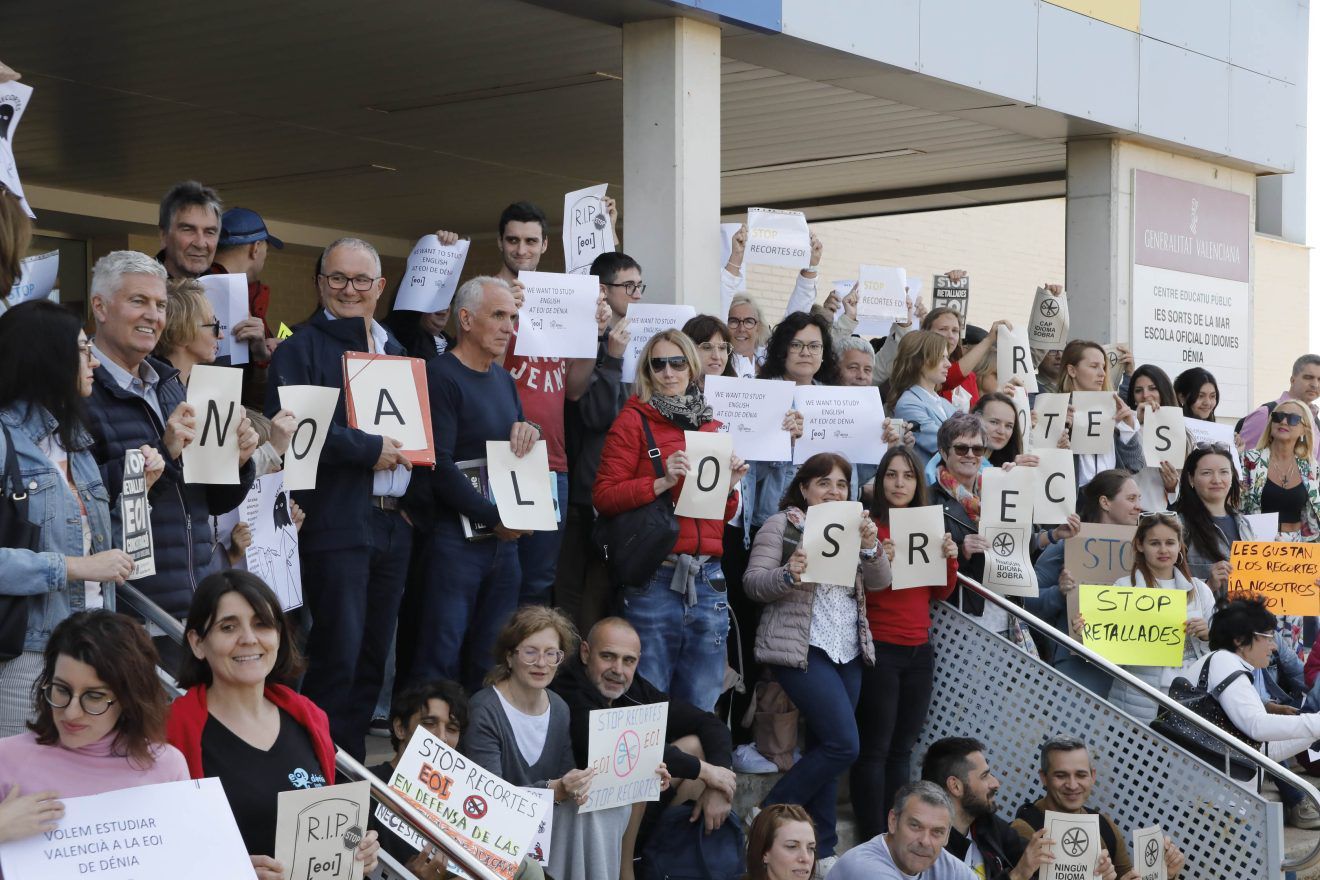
[1244,512,1279,541]
[1132,825,1168,880]
[1141,406,1186,466]
[857,265,908,322]
[1078,584,1187,667]
[675,431,734,520]
[486,440,557,531]
[931,273,969,329]
[1133,466,1169,513]
[278,384,342,491]
[0,778,252,880]
[745,207,811,269]
[1070,391,1116,455]
[890,505,947,590]
[120,448,155,579]
[1184,416,1243,476]
[1102,343,1125,391]
[389,728,544,880]
[1228,541,1320,615]
[1027,287,1069,348]
[275,781,371,880]
[582,702,669,813]
[1042,810,1100,880]
[344,352,435,466]
[563,184,615,274]
[522,788,554,868]
[1032,393,1070,449]
[198,273,251,366]
[183,364,243,484]
[0,80,34,217]
[514,270,598,358]
[1011,384,1032,452]
[1064,524,1137,631]
[705,376,796,462]
[980,466,1038,597]
[793,385,886,465]
[621,303,697,382]
[996,323,1038,392]
[801,500,864,588]
[1033,448,1077,525]
[241,473,303,611]
[4,249,57,307]
[395,235,470,313]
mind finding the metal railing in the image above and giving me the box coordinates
[116,584,499,880]
[953,573,1320,874]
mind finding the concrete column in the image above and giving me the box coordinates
[622,18,721,311]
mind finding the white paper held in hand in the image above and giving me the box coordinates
[395,235,470,313]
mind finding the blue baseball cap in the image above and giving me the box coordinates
[219,207,284,249]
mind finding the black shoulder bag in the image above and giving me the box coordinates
[593,415,680,588]
[1151,657,1258,780]
[0,422,41,661]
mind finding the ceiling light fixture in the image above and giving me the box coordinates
[723,149,924,177]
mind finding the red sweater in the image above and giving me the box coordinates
[866,523,958,645]
[593,397,738,558]
[166,683,337,784]
[939,361,980,409]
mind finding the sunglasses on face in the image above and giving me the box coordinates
[950,443,986,458]
[199,319,221,336]
[649,356,690,374]
[1271,411,1304,426]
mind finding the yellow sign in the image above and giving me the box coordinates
[1229,541,1320,615]
[1078,584,1186,667]
[276,322,294,339]
[1044,1,1140,32]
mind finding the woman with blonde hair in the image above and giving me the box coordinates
[1242,397,1320,540]
[154,278,223,384]
[889,330,957,470]
[727,294,771,379]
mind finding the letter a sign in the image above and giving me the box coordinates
[183,365,244,484]
[343,352,436,466]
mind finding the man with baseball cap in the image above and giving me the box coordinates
[215,206,283,403]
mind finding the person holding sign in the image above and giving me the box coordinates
[168,571,380,878]
[1173,445,1258,596]
[890,330,957,470]
[922,310,1014,410]
[1066,512,1214,722]
[1242,398,1320,540]
[0,302,162,735]
[1059,340,1146,486]
[973,391,1027,469]
[852,447,958,841]
[682,314,737,381]
[382,228,463,362]
[743,452,889,865]
[0,611,188,842]
[1174,367,1220,422]
[727,293,770,379]
[1126,364,1186,497]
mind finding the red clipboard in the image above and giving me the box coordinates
[342,352,436,466]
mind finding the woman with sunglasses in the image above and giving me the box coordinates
[1173,445,1258,596]
[682,314,737,382]
[594,331,748,713]
[1242,399,1320,541]
[1059,340,1145,487]
[0,611,187,844]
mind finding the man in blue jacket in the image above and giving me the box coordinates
[266,236,414,759]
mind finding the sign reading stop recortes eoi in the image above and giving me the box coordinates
[1130,170,1251,417]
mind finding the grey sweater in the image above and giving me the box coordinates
[461,686,575,788]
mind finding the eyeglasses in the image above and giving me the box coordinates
[788,340,824,354]
[43,683,115,716]
[649,355,690,374]
[698,342,732,355]
[727,317,759,330]
[515,647,565,666]
[1138,510,1178,521]
[950,444,987,457]
[77,342,94,359]
[604,281,647,297]
[319,273,380,292]
[1193,441,1231,454]
[1270,411,1304,426]
[1254,631,1277,643]
[199,319,221,336]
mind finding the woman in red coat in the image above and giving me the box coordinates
[593,329,748,712]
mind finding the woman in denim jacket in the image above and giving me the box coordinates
[0,301,162,736]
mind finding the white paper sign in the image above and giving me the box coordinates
[890,505,947,590]
[183,364,244,484]
[278,384,342,491]
[395,236,471,313]
[1133,466,1168,512]
[1070,391,1117,456]
[120,448,156,579]
[5,249,57,306]
[389,728,544,879]
[980,467,1038,597]
[1027,287,1069,348]
[515,270,599,359]
[675,432,734,520]
[487,440,557,531]
[705,376,796,462]
[0,778,253,880]
[522,787,554,868]
[857,265,909,322]
[1032,393,1071,449]
[1011,385,1032,453]
[242,473,304,611]
[1142,406,1187,466]
[801,500,864,588]
[1033,448,1077,525]
[997,324,1038,392]
[275,781,371,880]
[621,303,697,382]
[1244,511,1279,541]
[345,357,428,450]
[793,385,886,465]
[198,273,251,366]
[1132,824,1168,880]
[563,184,615,275]
[1185,417,1243,476]
[745,207,811,269]
[1042,810,1100,880]
[0,80,34,217]
[582,702,669,813]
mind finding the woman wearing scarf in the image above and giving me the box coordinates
[593,330,748,712]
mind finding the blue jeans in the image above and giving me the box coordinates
[518,472,569,605]
[299,507,411,761]
[622,559,729,712]
[412,518,522,693]
[764,648,863,858]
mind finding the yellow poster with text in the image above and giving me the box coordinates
[1045,1,1140,32]
[1079,584,1186,666]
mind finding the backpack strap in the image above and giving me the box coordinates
[638,414,665,480]
[0,422,28,518]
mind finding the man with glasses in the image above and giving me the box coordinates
[265,236,414,760]
[1239,354,1320,449]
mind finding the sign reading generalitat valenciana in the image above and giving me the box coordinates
[1130,170,1251,416]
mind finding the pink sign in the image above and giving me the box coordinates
[1132,170,1250,283]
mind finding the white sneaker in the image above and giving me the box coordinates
[815,855,838,878]
[733,744,778,774]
